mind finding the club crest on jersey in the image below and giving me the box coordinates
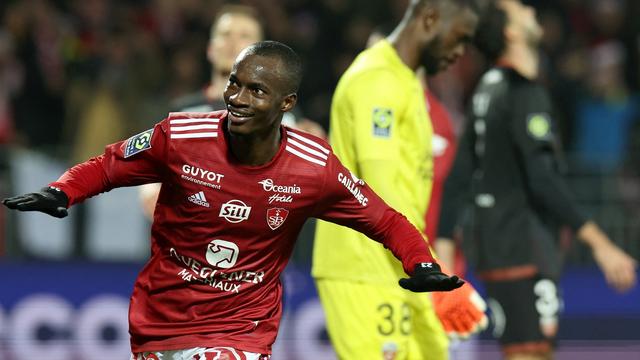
[219,200,251,223]
[124,128,154,158]
[267,208,289,230]
[372,107,393,138]
[382,342,398,360]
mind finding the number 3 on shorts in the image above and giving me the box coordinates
[377,302,411,336]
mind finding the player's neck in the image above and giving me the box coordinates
[227,125,282,166]
[388,24,421,71]
[501,43,539,80]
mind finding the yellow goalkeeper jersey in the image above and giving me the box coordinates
[312,40,434,285]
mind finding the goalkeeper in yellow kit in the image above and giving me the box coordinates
[313,1,486,359]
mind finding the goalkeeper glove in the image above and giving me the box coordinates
[432,282,488,339]
[3,186,69,218]
[399,262,464,292]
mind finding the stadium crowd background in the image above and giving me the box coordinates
[1,0,638,263]
[0,0,638,358]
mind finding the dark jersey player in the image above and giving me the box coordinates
[437,1,637,359]
[3,41,463,359]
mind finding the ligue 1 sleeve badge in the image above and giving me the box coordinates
[267,208,289,230]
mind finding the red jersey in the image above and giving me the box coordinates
[424,91,457,243]
[51,111,435,354]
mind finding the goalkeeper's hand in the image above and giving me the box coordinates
[3,187,69,218]
[432,282,488,339]
[399,263,464,292]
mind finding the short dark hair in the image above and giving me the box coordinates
[473,1,508,61]
[409,0,479,19]
[244,40,303,94]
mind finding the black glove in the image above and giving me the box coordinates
[399,262,464,292]
[2,187,69,218]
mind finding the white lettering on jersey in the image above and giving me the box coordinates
[268,194,293,204]
[219,200,251,223]
[181,164,224,189]
[258,179,302,194]
[170,247,265,294]
[338,172,368,206]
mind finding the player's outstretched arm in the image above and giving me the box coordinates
[579,221,638,292]
[3,187,69,218]
[399,262,464,292]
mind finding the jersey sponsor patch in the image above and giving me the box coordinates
[372,107,393,138]
[526,113,552,140]
[124,128,154,158]
[219,200,251,223]
[188,191,210,207]
[205,239,239,268]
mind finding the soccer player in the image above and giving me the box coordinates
[3,41,463,360]
[438,1,638,359]
[313,1,485,359]
[140,5,325,219]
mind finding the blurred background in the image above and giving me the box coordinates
[0,0,638,359]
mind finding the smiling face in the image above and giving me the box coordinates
[223,51,297,136]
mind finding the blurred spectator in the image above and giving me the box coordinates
[0,30,21,143]
[571,41,639,173]
[8,0,69,153]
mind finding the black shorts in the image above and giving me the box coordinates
[484,276,562,355]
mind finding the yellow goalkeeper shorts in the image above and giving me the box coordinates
[316,278,448,360]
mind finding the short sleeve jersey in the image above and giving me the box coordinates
[50,111,434,353]
[313,40,434,284]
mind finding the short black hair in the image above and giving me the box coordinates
[473,1,508,61]
[410,0,479,18]
[244,40,303,94]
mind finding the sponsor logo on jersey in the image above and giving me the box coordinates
[372,107,393,138]
[187,191,210,207]
[268,194,293,204]
[267,208,289,230]
[338,172,368,206]
[527,113,552,140]
[258,179,302,194]
[205,239,239,269]
[170,247,266,294]
[124,128,154,158]
[219,200,251,223]
[181,164,224,189]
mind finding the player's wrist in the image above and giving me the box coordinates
[414,262,442,275]
[42,186,69,208]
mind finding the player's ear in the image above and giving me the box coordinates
[421,4,440,32]
[281,93,297,112]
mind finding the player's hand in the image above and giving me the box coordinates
[3,187,69,218]
[432,282,488,339]
[592,243,637,292]
[399,263,464,292]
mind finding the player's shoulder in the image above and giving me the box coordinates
[162,110,226,142]
[283,126,332,168]
[340,45,404,90]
